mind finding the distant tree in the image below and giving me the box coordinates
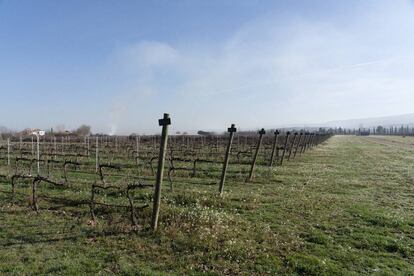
[376,125,384,134]
[74,125,91,136]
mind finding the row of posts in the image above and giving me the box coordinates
[0,115,326,232]
[150,114,327,231]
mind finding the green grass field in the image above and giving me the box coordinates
[0,135,413,275]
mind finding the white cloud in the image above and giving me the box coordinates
[102,0,414,134]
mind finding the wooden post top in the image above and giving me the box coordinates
[274,130,280,135]
[227,124,237,133]
[286,131,291,135]
[158,113,171,126]
[258,128,266,135]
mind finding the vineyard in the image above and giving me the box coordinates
[0,115,330,229]
[1,120,413,274]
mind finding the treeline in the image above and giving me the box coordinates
[327,125,414,136]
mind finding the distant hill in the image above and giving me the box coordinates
[322,113,414,129]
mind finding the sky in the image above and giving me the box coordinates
[1,0,414,134]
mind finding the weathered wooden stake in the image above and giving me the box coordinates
[31,136,34,156]
[247,128,265,182]
[269,130,280,167]
[307,133,313,149]
[301,133,309,154]
[151,113,171,232]
[84,136,87,155]
[36,135,40,175]
[287,132,298,160]
[7,138,10,167]
[53,137,56,158]
[219,124,236,195]
[95,137,99,173]
[87,136,90,156]
[309,133,316,149]
[279,131,291,165]
[136,135,140,159]
[293,133,303,158]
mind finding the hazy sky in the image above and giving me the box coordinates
[1,0,414,134]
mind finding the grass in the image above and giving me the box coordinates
[0,135,414,275]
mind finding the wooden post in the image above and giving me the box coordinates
[269,130,279,167]
[314,134,319,147]
[247,128,265,182]
[31,136,34,156]
[36,135,40,175]
[84,136,87,155]
[300,133,309,154]
[53,137,57,159]
[279,131,290,165]
[87,136,90,156]
[136,135,140,159]
[308,133,315,149]
[95,137,99,173]
[287,132,298,161]
[7,138,10,167]
[219,124,236,195]
[151,113,171,232]
[308,133,313,149]
[293,133,303,158]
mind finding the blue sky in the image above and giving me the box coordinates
[1,0,414,134]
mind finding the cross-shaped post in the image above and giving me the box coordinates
[219,124,237,195]
[279,131,291,165]
[269,130,280,167]
[247,128,265,182]
[151,113,171,232]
